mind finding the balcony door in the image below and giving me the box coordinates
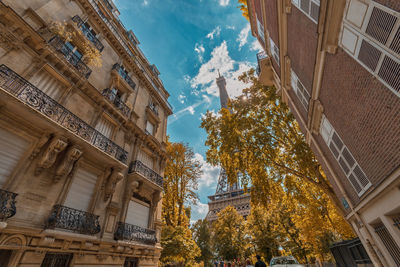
[126,198,150,228]
[0,127,29,187]
[64,168,97,212]
[0,250,12,266]
[41,253,72,267]
[137,150,154,169]
[95,115,115,139]
[30,69,66,100]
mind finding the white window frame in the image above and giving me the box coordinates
[320,115,371,196]
[292,0,320,24]
[290,70,310,111]
[269,37,280,66]
[341,1,400,97]
[256,14,265,43]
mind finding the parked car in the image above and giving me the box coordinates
[270,256,304,267]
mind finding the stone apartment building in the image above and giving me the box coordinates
[247,0,400,266]
[0,0,172,266]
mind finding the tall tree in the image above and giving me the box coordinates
[161,140,202,265]
[212,206,247,261]
[192,219,213,266]
[201,69,345,214]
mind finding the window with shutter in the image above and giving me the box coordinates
[374,222,400,265]
[0,128,29,187]
[125,199,150,228]
[290,70,310,111]
[30,69,66,100]
[137,150,154,169]
[95,116,115,139]
[341,1,400,97]
[319,116,371,196]
[64,168,98,211]
[256,14,265,43]
[145,121,155,135]
[269,38,280,66]
[292,0,320,24]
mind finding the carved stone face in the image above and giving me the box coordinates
[53,139,68,152]
[70,148,83,160]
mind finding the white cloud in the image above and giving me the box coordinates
[178,94,186,104]
[206,26,221,40]
[194,43,205,62]
[237,24,250,50]
[188,106,195,115]
[190,41,254,98]
[226,25,235,30]
[142,0,149,6]
[250,39,263,52]
[190,202,209,223]
[194,153,220,190]
[202,94,211,104]
[219,0,230,6]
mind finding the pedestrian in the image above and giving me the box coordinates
[245,259,254,267]
[254,255,267,267]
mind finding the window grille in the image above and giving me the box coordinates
[269,38,280,66]
[290,70,310,111]
[320,116,371,196]
[341,1,400,97]
[374,223,400,265]
[124,257,138,267]
[41,253,72,267]
[292,0,320,24]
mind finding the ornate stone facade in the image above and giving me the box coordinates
[0,0,171,266]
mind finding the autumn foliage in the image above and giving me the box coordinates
[201,70,354,262]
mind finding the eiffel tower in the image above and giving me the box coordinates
[206,72,251,222]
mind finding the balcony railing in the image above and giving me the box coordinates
[48,36,92,79]
[102,88,131,117]
[112,64,136,90]
[46,205,101,235]
[0,65,128,164]
[72,15,104,52]
[114,222,157,245]
[0,189,17,221]
[129,160,163,188]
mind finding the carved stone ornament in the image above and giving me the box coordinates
[104,168,124,201]
[35,136,68,175]
[54,146,83,183]
[30,133,51,159]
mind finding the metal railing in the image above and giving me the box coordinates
[129,160,163,187]
[48,36,92,79]
[112,63,136,90]
[114,221,157,245]
[374,223,400,265]
[72,15,104,52]
[330,238,372,267]
[0,189,17,221]
[394,215,400,230]
[102,88,131,117]
[0,65,128,164]
[46,204,101,235]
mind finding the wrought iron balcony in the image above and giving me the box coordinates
[48,36,92,79]
[101,0,114,11]
[46,205,100,235]
[102,88,131,117]
[114,222,157,245]
[72,15,104,52]
[0,189,17,221]
[129,160,163,188]
[112,63,136,90]
[0,65,128,164]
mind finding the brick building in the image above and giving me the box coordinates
[247,0,400,266]
[0,0,172,266]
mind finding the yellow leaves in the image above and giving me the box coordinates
[49,21,102,67]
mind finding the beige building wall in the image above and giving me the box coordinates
[0,0,172,266]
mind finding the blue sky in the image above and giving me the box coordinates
[114,0,262,222]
